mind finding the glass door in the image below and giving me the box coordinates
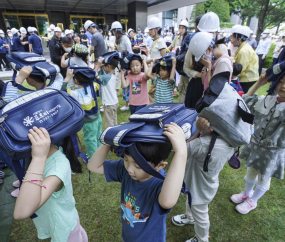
[71,18,82,33]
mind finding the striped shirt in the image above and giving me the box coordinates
[153,76,175,104]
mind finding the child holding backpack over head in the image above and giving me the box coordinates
[146,57,176,104]
[230,62,285,214]
[62,68,101,159]
[120,54,149,114]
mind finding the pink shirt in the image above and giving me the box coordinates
[126,72,149,106]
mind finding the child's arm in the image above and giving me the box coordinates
[3,66,33,102]
[29,43,32,52]
[87,144,110,175]
[169,57,176,84]
[146,62,156,81]
[121,69,129,88]
[158,122,187,209]
[14,127,62,220]
[142,55,149,80]
[94,57,103,72]
[61,53,69,68]
[61,69,74,91]
[246,73,268,96]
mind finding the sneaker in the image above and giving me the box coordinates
[11,188,19,197]
[185,236,208,242]
[13,180,20,188]
[5,68,12,71]
[172,214,195,226]
[100,106,104,112]
[230,190,253,204]
[120,106,129,111]
[235,198,257,214]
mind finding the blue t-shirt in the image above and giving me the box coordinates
[104,159,171,242]
[28,34,43,54]
[86,32,92,44]
[12,36,25,52]
[136,34,144,44]
[0,39,8,53]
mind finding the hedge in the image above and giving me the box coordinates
[263,44,275,68]
[220,22,234,28]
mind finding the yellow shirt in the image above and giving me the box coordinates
[235,41,259,83]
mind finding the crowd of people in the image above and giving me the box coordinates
[0,11,284,242]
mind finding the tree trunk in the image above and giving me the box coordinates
[256,0,270,41]
[276,23,280,35]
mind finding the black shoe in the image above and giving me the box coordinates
[5,68,11,71]
[0,69,3,72]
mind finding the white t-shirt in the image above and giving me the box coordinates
[149,37,166,59]
[106,36,116,45]
[65,57,88,88]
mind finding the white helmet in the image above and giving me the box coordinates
[147,17,161,30]
[110,21,122,31]
[50,24,55,29]
[54,27,62,32]
[11,28,18,35]
[128,28,134,35]
[174,27,178,32]
[263,29,270,34]
[65,29,72,35]
[47,28,51,32]
[253,35,256,38]
[0,29,4,34]
[27,26,34,33]
[231,25,241,34]
[189,32,214,62]
[221,30,224,33]
[197,12,220,32]
[20,27,27,34]
[234,26,251,38]
[250,30,254,34]
[144,27,149,33]
[84,20,95,31]
[179,20,188,28]
[7,29,11,33]
[70,29,74,33]
[32,27,37,32]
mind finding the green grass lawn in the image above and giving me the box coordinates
[8,83,285,242]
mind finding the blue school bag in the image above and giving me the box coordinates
[100,103,197,207]
[6,52,60,91]
[100,51,122,64]
[120,53,142,70]
[152,52,176,74]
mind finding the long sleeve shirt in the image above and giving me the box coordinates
[255,38,272,58]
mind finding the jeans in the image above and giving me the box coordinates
[258,54,265,76]
[130,104,147,115]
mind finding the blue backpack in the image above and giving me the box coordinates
[120,53,142,70]
[100,103,197,207]
[6,52,60,91]
[152,52,176,74]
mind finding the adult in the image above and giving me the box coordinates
[51,36,73,78]
[173,27,178,40]
[146,16,166,104]
[110,21,133,96]
[255,29,272,75]
[10,28,27,52]
[247,30,257,50]
[135,28,144,44]
[28,27,43,55]
[231,25,259,93]
[272,34,285,66]
[84,20,106,61]
[0,30,11,71]
[168,20,188,51]
[79,27,88,47]
[105,30,116,52]
[143,28,152,50]
[163,32,172,47]
[49,27,62,59]
[50,24,55,35]
[6,29,13,51]
[19,27,29,52]
[228,25,241,57]
[65,29,72,38]
[127,28,136,46]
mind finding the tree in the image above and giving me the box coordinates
[190,3,205,24]
[208,0,231,22]
[237,0,285,40]
[204,0,245,15]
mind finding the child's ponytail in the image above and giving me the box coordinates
[62,136,83,173]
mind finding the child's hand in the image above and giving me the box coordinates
[257,73,268,87]
[18,66,33,82]
[163,122,186,154]
[63,52,69,58]
[142,55,146,61]
[28,127,51,160]
[121,68,126,72]
[172,57,176,65]
[66,69,74,80]
[195,117,213,132]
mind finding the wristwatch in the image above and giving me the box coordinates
[206,68,211,72]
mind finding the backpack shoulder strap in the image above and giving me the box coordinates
[203,132,218,172]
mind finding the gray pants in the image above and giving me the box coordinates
[186,197,209,242]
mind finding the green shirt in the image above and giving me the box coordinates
[153,76,175,104]
[32,148,78,242]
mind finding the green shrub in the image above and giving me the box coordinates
[188,26,195,30]
[263,44,275,68]
[220,22,234,28]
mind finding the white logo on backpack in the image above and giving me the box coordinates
[23,116,34,127]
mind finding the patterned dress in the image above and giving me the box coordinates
[240,94,285,183]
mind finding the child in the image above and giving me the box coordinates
[94,55,119,128]
[87,122,187,242]
[172,117,235,242]
[62,68,101,159]
[147,57,176,104]
[61,44,88,89]
[230,63,285,214]
[230,62,244,96]
[121,54,149,114]
[13,127,88,242]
